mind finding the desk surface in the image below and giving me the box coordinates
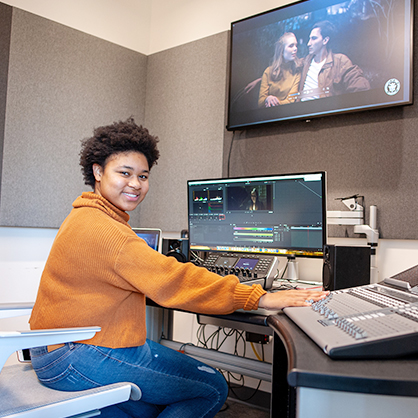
[267,313,418,398]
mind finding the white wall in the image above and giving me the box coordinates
[148,0,290,53]
[0,0,152,54]
[0,227,57,304]
[1,0,292,54]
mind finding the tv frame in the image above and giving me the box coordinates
[187,171,327,258]
[226,0,414,131]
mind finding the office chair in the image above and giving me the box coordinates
[0,303,141,418]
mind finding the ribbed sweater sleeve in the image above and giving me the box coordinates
[29,193,266,348]
[115,236,266,314]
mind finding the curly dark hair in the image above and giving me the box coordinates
[80,117,160,188]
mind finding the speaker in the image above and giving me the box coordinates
[162,238,189,263]
[322,245,371,291]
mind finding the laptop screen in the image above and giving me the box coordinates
[132,228,162,253]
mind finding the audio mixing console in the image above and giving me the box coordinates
[284,282,418,358]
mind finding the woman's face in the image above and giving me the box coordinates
[283,35,298,63]
[93,151,150,212]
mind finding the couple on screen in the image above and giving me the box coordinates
[256,20,370,107]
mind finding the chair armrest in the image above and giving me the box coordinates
[0,326,100,372]
[0,303,34,319]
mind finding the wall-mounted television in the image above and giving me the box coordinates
[188,171,326,258]
[227,0,413,130]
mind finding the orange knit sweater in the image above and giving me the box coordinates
[29,192,266,348]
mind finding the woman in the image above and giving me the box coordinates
[29,118,327,418]
[247,187,264,211]
[258,32,301,108]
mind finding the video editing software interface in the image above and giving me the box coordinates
[188,172,326,257]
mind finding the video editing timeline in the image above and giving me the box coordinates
[233,226,273,243]
[284,283,418,359]
[187,172,326,257]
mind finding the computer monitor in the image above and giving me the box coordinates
[187,172,326,258]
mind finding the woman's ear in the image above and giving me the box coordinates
[92,164,103,182]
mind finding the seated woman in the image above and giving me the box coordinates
[29,118,327,418]
[258,32,302,108]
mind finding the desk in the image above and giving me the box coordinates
[148,300,418,418]
[267,313,418,418]
[149,303,275,382]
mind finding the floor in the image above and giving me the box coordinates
[216,399,270,418]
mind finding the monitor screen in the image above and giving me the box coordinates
[132,228,162,253]
[227,0,413,130]
[187,172,327,257]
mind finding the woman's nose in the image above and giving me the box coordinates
[129,177,141,189]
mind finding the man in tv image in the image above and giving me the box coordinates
[299,20,370,101]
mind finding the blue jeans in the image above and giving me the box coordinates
[30,339,228,417]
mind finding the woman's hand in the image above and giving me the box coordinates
[258,289,329,310]
[265,95,280,107]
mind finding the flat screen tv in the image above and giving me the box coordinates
[227,0,413,130]
[187,171,326,258]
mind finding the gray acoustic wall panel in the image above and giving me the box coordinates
[136,32,229,232]
[0,8,147,228]
[224,107,418,239]
[0,3,12,205]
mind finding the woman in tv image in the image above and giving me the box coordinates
[258,32,302,108]
[28,118,328,418]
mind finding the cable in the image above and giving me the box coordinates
[250,342,262,362]
[190,250,204,265]
[225,370,262,402]
[227,130,246,177]
[195,324,266,403]
[227,131,236,177]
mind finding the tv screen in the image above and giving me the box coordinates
[227,0,413,130]
[187,171,327,258]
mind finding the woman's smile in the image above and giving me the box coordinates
[93,151,150,212]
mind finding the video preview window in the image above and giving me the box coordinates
[226,184,273,211]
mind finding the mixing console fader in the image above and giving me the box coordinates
[198,252,278,290]
[284,283,418,358]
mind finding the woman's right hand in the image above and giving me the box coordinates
[258,289,329,310]
[265,95,280,107]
